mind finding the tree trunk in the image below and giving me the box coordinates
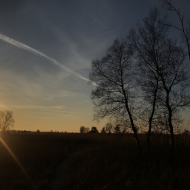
[165,90,175,155]
[119,59,141,152]
[3,129,6,135]
[146,96,157,152]
[168,110,175,154]
[146,81,158,153]
[146,123,151,153]
[133,126,141,152]
[127,107,142,152]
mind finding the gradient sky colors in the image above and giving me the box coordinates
[0,0,190,132]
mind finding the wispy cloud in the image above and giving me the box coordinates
[0,69,78,110]
[35,110,91,116]
[34,111,73,117]
[0,102,9,109]
[6,105,65,110]
[0,32,97,86]
[0,103,65,111]
[2,104,91,117]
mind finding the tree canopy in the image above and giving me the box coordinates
[89,6,190,152]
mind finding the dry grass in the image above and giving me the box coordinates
[0,132,79,189]
[0,132,190,190]
[63,134,190,190]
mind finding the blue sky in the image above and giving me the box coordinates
[0,0,190,132]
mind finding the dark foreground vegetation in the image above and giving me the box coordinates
[1,132,190,190]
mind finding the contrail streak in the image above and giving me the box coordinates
[0,32,97,86]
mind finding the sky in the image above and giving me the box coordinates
[0,0,190,132]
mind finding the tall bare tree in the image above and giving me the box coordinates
[156,39,190,151]
[89,39,141,151]
[130,9,190,152]
[129,9,169,152]
[0,110,15,134]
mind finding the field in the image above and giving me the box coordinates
[0,132,190,190]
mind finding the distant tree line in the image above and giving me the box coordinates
[101,123,127,134]
[89,1,190,153]
[80,126,99,133]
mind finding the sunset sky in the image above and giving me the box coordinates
[0,0,190,132]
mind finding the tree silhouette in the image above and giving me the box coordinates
[89,126,98,133]
[80,126,90,133]
[129,8,169,152]
[0,110,15,134]
[130,9,190,152]
[101,123,114,133]
[89,40,141,151]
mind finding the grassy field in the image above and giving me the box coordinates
[0,132,190,190]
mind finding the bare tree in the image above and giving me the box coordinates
[162,0,190,61]
[156,39,190,151]
[89,39,141,151]
[101,127,106,133]
[130,8,190,152]
[129,9,169,152]
[114,125,122,134]
[101,123,114,133]
[80,126,90,133]
[0,110,15,134]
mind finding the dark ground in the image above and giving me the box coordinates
[0,132,190,190]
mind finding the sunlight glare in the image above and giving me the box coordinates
[0,137,29,179]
